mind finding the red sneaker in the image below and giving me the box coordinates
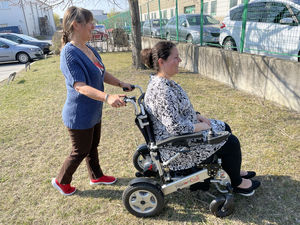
[51,178,76,196]
[90,175,117,185]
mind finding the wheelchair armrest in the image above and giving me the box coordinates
[156,132,204,147]
[155,131,231,147]
[207,131,230,144]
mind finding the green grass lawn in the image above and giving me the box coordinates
[0,52,299,224]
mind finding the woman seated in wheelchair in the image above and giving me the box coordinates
[141,41,260,196]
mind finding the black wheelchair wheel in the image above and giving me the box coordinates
[133,150,150,172]
[122,182,164,217]
[209,194,234,218]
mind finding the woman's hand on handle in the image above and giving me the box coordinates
[107,94,126,108]
[120,82,134,92]
[197,114,211,126]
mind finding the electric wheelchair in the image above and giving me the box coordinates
[122,85,235,218]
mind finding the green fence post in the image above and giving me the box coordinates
[158,0,162,39]
[176,0,178,42]
[200,0,204,46]
[147,1,151,32]
[240,0,248,53]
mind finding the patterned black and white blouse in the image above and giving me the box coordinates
[144,75,227,171]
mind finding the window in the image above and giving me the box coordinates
[163,10,167,19]
[169,17,176,25]
[0,1,9,9]
[187,15,200,26]
[0,41,6,48]
[211,1,217,16]
[206,15,220,25]
[230,0,238,9]
[2,34,19,42]
[247,3,266,22]
[170,8,174,18]
[264,3,291,23]
[184,5,195,14]
[230,5,243,21]
[179,16,186,26]
[203,3,209,14]
[151,12,156,19]
[291,6,300,23]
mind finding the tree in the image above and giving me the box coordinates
[107,8,120,18]
[53,13,61,29]
[128,0,143,69]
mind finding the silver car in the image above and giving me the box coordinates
[165,14,220,44]
[0,37,44,63]
[143,19,168,38]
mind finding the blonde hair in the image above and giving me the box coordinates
[61,6,93,46]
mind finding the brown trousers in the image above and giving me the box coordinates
[56,122,104,184]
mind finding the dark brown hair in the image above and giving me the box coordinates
[140,41,176,71]
[61,6,93,46]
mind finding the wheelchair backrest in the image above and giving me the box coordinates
[134,93,156,145]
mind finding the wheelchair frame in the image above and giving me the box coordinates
[122,85,235,218]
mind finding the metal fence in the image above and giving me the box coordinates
[99,0,300,61]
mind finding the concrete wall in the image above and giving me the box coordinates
[142,37,300,112]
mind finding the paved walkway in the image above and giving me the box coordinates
[0,62,26,82]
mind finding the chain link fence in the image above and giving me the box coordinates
[138,0,300,61]
[91,0,299,60]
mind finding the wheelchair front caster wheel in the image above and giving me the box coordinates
[209,194,234,217]
[122,182,164,217]
[133,150,149,172]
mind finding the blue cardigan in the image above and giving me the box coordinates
[60,42,105,129]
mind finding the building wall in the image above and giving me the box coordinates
[0,0,56,36]
[139,0,243,22]
[0,0,26,33]
[90,10,108,23]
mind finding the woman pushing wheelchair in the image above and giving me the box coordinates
[141,41,260,196]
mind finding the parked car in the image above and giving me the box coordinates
[92,29,108,41]
[164,14,220,44]
[92,24,109,41]
[142,19,168,38]
[0,33,51,54]
[219,0,300,61]
[0,37,44,63]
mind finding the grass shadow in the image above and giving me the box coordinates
[76,188,124,199]
[160,174,300,224]
[87,174,299,224]
[17,80,26,84]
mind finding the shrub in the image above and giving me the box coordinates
[51,31,62,55]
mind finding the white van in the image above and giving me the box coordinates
[219,0,300,61]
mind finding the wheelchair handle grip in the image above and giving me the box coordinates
[123,96,136,103]
[123,85,135,92]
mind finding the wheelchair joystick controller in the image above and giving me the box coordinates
[208,128,215,138]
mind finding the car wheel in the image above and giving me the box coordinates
[298,50,300,62]
[17,52,30,63]
[223,37,237,51]
[187,35,193,43]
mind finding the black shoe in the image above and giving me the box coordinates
[233,179,261,197]
[241,171,256,179]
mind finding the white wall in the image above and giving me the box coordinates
[0,0,56,36]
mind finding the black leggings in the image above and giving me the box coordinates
[215,123,242,187]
